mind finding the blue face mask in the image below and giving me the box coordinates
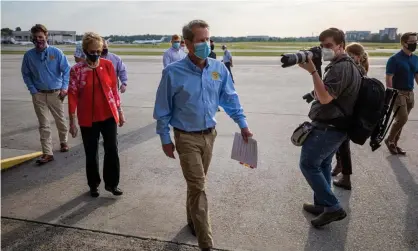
[172,42,180,49]
[194,41,211,59]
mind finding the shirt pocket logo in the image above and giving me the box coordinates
[211,71,220,81]
[49,55,55,60]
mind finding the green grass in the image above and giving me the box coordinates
[2,41,402,51]
[105,41,402,50]
[2,50,414,57]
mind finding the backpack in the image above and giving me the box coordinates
[328,58,386,145]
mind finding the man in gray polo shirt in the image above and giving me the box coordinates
[298,28,361,228]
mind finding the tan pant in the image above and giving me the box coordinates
[32,91,68,155]
[387,90,414,145]
[174,128,217,249]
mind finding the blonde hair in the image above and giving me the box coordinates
[346,42,369,73]
[82,32,103,52]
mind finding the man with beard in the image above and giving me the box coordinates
[21,24,71,164]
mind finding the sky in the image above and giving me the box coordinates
[1,0,416,37]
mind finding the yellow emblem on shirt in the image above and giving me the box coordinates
[49,55,55,60]
[211,71,220,80]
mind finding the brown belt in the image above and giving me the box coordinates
[174,127,215,135]
[38,89,60,93]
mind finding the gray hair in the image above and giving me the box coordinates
[182,19,209,42]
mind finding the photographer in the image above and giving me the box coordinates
[297,28,362,227]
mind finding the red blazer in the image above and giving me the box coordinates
[68,59,121,127]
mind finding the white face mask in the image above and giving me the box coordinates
[322,48,335,61]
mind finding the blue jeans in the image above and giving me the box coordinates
[299,128,347,211]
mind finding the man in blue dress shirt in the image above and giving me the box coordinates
[21,24,71,164]
[153,20,253,251]
[163,34,187,68]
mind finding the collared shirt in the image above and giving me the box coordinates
[74,43,85,59]
[21,45,71,94]
[153,56,248,144]
[309,54,362,122]
[223,49,232,63]
[386,50,418,90]
[101,52,128,85]
[163,47,187,68]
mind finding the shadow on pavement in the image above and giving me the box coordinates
[163,224,199,250]
[387,155,418,250]
[1,122,157,198]
[1,192,117,250]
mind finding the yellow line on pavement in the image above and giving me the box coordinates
[1,152,43,170]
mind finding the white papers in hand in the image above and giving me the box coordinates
[231,132,258,168]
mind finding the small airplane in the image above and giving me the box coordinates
[132,37,166,45]
[62,38,111,45]
[9,38,33,46]
[62,39,81,45]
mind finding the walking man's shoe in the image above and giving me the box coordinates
[385,139,398,154]
[311,208,347,228]
[60,143,69,152]
[396,146,406,155]
[36,154,54,165]
[303,203,324,216]
[105,186,123,196]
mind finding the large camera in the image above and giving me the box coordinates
[280,46,323,68]
[281,46,324,103]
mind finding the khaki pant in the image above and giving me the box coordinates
[32,91,68,155]
[387,90,414,145]
[174,128,217,249]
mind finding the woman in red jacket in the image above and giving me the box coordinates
[68,32,126,197]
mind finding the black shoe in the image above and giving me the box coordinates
[188,223,196,236]
[333,175,352,190]
[201,248,211,251]
[303,203,324,216]
[105,186,123,196]
[90,188,99,198]
[396,146,406,155]
[311,208,347,228]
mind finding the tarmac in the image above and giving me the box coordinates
[1,54,418,251]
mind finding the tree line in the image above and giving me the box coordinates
[2,27,402,43]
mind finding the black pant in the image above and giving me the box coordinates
[80,117,120,189]
[224,62,234,83]
[335,139,352,175]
